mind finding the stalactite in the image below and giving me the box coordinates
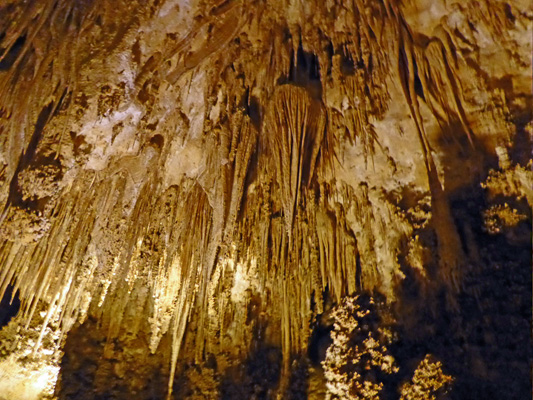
[264,85,325,235]
[0,0,529,398]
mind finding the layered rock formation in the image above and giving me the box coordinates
[0,0,530,398]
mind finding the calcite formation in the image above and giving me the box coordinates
[0,0,530,398]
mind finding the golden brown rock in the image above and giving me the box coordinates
[0,0,530,398]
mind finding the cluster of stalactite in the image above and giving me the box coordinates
[0,0,529,397]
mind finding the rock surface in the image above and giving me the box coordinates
[0,0,530,398]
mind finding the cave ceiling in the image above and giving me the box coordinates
[0,0,530,399]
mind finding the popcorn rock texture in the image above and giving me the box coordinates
[322,296,398,400]
[400,355,453,400]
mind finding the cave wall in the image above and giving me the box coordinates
[0,0,531,399]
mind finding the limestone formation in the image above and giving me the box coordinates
[0,0,530,398]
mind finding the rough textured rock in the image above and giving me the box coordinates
[322,296,398,400]
[399,354,453,400]
[0,0,530,399]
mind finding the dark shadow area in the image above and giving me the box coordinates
[6,101,55,212]
[308,286,334,367]
[219,309,283,400]
[219,345,282,399]
[0,34,26,70]
[0,284,20,328]
[278,40,322,99]
[57,316,170,400]
[284,357,309,400]
[392,185,531,400]
[308,323,332,366]
[509,109,533,166]
[240,88,262,130]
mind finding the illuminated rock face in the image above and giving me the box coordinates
[0,0,530,399]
